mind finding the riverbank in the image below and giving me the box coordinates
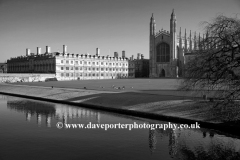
[0,83,239,135]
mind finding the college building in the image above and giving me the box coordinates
[0,63,7,73]
[7,46,135,80]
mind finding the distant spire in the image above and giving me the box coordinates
[179,27,181,37]
[171,9,176,20]
[171,9,175,16]
[179,27,182,48]
[151,13,154,20]
[194,31,197,50]
[184,29,187,50]
[206,31,209,49]
[150,13,155,23]
[150,13,156,35]
[203,33,205,49]
[199,32,201,50]
[190,30,192,51]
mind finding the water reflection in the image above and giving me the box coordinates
[7,98,101,127]
[148,123,240,159]
[1,95,240,159]
[148,128,157,154]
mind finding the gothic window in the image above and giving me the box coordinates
[156,43,170,62]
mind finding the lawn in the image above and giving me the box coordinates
[17,78,183,91]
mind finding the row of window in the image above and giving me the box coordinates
[61,67,128,72]
[8,66,54,71]
[61,60,128,67]
[61,73,128,77]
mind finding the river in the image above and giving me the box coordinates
[0,94,239,160]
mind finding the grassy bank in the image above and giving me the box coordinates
[1,82,240,136]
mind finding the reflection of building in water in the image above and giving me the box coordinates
[55,106,101,123]
[7,100,55,127]
[26,112,32,121]
[168,129,179,158]
[37,113,41,126]
[46,115,51,127]
[148,123,180,156]
[7,99,101,127]
[149,128,157,153]
[0,95,7,100]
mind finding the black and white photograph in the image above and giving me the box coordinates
[0,0,240,159]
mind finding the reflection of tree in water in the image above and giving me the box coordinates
[149,128,157,154]
[147,123,239,159]
[179,139,240,160]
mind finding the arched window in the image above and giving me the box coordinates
[156,43,170,62]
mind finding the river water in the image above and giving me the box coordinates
[0,94,239,160]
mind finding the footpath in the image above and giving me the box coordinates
[0,83,239,135]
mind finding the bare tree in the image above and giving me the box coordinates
[181,14,240,108]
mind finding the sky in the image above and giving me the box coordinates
[0,0,239,61]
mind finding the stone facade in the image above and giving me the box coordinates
[7,46,129,80]
[128,59,135,78]
[149,10,203,78]
[0,63,7,73]
[55,49,129,80]
[134,53,149,78]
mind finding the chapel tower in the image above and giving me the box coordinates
[170,9,177,60]
[149,13,156,77]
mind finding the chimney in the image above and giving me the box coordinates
[37,47,41,55]
[114,52,118,58]
[26,48,30,56]
[46,46,51,54]
[131,55,134,60]
[63,45,67,54]
[137,53,140,59]
[141,54,144,59]
[96,48,100,56]
[122,50,125,58]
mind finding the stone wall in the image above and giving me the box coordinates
[0,74,55,83]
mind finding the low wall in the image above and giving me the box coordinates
[0,74,55,83]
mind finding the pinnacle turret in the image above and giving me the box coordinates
[171,9,176,19]
[150,13,155,22]
[150,13,156,36]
